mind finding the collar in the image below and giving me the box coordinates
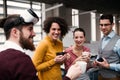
[45,35,62,46]
[103,30,116,39]
[0,40,25,52]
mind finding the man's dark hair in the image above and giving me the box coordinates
[100,14,113,24]
[0,15,33,40]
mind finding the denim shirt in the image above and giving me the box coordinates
[110,37,120,71]
[102,31,120,71]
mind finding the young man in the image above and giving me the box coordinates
[0,9,39,80]
[94,14,120,80]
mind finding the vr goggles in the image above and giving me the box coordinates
[3,9,39,32]
[20,9,39,24]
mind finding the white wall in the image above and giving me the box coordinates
[63,27,76,48]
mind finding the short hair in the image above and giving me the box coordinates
[43,17,69,37]
[73,27,86,37]
[0,15,33,40]
[99,14,113,24]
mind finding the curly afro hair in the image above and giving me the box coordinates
[43,17,69,38]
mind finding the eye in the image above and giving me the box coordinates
[58,28,61,31]
[52,28,56,31]
[74,36,78,39]
[99,24,111,26]
[28,27,33,32]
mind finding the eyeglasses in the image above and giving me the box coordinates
[99,24,111,26]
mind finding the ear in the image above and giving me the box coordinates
[10,28,20,38]
[112,23,114,26]
[84,38,86,41]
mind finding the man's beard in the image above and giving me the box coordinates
[19,33,35,51]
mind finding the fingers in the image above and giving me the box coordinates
[54,55,67,63]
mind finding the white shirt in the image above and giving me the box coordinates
[0,40,25,53]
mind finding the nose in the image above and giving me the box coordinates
[55,30,59,33]
[77,38,81,41]
[101,26,106,29]
[32,30,36,37]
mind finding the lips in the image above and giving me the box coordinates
[102,29,107,33]
[76,42,82,45]
[53,33,59,38]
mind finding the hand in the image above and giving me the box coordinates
[54,54,67,63]
[66,63,82,80]
[66,53,70,60]
[75,55,90,63]
[92,60,99,68]
[82,51,91,58]
[95,58,110,68]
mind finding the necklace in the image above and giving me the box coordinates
[73,46,83,57]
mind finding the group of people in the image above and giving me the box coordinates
[0,8,120,80]
[0,9,81,80]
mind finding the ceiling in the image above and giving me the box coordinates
[31,0,120,14]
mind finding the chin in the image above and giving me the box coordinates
[53,37,59,40]
[77,44,82,47]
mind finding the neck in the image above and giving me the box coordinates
[73,45,83,56]
[74,45,83,51]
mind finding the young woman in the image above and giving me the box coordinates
[32,17,69,80]
[64,28,91,80]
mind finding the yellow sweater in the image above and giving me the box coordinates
[32,36,63,80]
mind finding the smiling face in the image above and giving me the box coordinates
[48,22,61,41]
[99,19,113,36]
[19,24,36,50]
[73,31,85,47]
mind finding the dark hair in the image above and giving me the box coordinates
[43,17,69,37]
[73,28,86,37]
[99,14,113,24]
[0,15,33,40]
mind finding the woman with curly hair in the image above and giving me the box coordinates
[32,17,69,80]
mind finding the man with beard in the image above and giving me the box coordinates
[0,9,39,80]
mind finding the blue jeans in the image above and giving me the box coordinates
[87,68,98,80]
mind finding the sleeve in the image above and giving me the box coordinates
[32,40,55,71]
[114,39,120,57]
[111,39,120,72]
[63,76,71,80]
[110,64,120,72]
[15,55,38,80]
[0,50,38,80]
[83,46,90,52]
[64,48,73,71]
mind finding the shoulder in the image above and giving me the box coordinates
[83,46,90,52]
[0,49,30,59]
[0,49,32,68]
[114,35,120,45]
[65,46,73,52]
[37,39,49,48]
[57,39,63,45]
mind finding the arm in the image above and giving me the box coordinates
[95,39,120,72]
[63,76,71,80]
[110,64,120,71]
[73,51,91,64]
[110,38,120,71]
[95,58,120,71]
[32,41,55,71]
[16,55,38,80]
